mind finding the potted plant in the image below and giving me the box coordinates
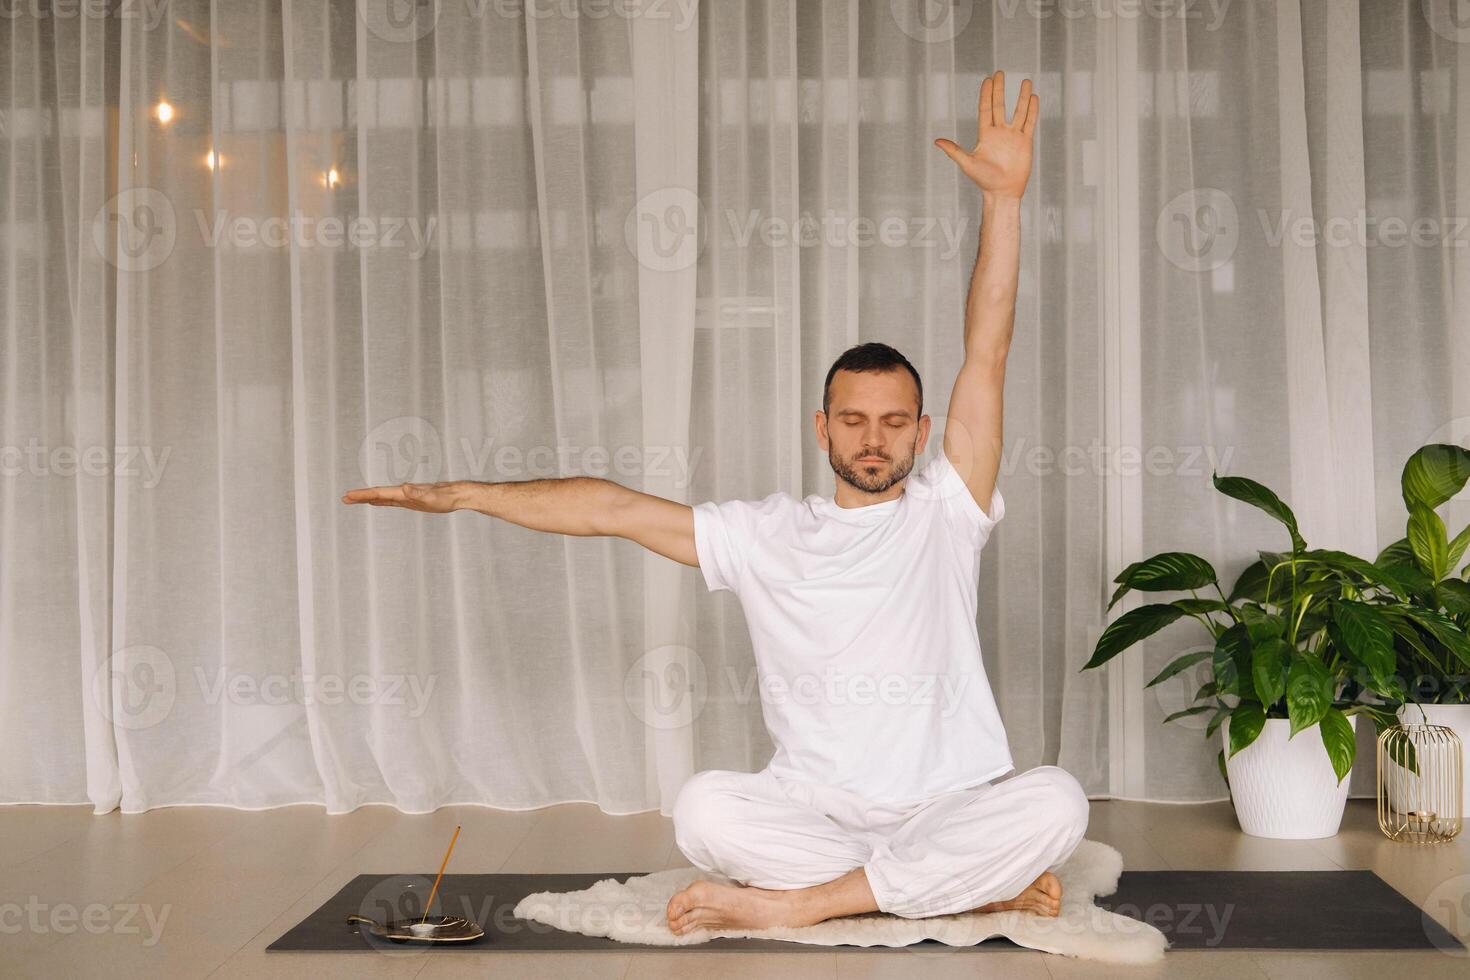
[1371,443,1470,818]
[1081,471,1415,839]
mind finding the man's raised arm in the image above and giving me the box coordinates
[341,477,698,567]
[933,70,1037,518]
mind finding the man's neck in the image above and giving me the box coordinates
[831,479,907,510]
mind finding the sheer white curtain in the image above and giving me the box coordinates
[1,0,1461,815]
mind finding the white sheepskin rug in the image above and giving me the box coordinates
[513,839,1169,964]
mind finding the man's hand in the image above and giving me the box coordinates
[341,481,465,513]
[934,70,1037,199]
[934,71,1036,519]
[340,476,699,565]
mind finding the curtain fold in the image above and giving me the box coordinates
[1,1,1462,815]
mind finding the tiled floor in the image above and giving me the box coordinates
[0,797,1466,978]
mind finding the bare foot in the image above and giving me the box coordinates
[972,870,1063,917]
[665,879,814,936]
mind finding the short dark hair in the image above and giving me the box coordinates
[822,343,923,419]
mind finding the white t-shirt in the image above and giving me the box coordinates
[692,450,1013,805]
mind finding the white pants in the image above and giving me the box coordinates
[671,764,1090,919]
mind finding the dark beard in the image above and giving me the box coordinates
[830,448,916,496]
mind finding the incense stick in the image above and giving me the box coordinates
[420,824,462,925]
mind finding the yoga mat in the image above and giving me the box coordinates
[267,869,1464,953]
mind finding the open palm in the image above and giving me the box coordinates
[341,481,463,513]
[936,71,1038,199]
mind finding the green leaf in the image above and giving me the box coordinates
[1255,551,1314,606]
[1083,604,1186,670]
[1228,700,1266,758]
[1163,704,1212,724]
[1213,472,1307,553]
[1301,549,1407,599]
[1228,559,1271,603]
[1217,746,1231,794]
[1360,669,1406,704]
[1437,579,1470,617]
[1376,537,1414,567]
[1145,649,1212,688]
[1206,707,1227,739]
[1251,637,1289,709]
[1172,597,1232,615]
[1243,613,1286,643]
[1449,523,1470,577]
[1297,607,1331,639]
[1319,707,1355,785]
[1286,656,1333,736]
[1384,611,1439,667]
[1330,600,1395,680]
[1360,704,1403,734]
[1212,623,1252,697]
[1374,561,1434,599]
[1108,552,1219,611]
[1408,503,1451,581]
[1385,725,1417,772]
[1402,606,1470,670]
[1402,443,1470,511]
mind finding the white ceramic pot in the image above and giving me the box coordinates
[1386,703,1470,821]
[1221,714,1357,839]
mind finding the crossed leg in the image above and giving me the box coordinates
[666,765,1089,935]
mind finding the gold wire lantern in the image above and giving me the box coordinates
[1377,723,1463,843]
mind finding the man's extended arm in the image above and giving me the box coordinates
[341,477,698,567]
[933,70,1037,518]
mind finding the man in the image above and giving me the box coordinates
[343,71,1087,935]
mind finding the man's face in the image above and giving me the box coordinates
[819,369,928,495]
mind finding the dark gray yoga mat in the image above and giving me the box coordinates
[266,869,1465,953]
